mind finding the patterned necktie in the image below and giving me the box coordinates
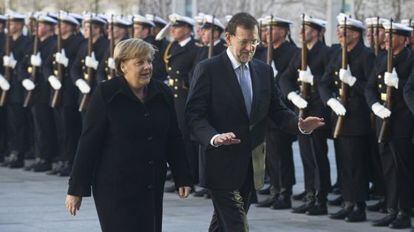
[238,64,252,117]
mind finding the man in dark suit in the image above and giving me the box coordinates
[185,12,324,232]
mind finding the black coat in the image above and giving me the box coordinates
[319,41,374,136]
[68,77,192,232]
[185,52,299,190]
[366,47,414,141]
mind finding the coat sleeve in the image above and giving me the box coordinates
[318,54,338,104]
[67,85,108,197]
[404,66,414,114]
[278,51,300,97]
[267,65,300,135]
[185,62,219,147]
[365,58,381,108]
[351,51,374,95]
[163,86,193,187]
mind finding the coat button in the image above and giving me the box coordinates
[144,112,150,117]
[148,160,154,165]
[147,185,153,190]
[147,136,153,141]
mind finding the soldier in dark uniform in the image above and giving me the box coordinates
[0,15,7,164]
[0,13,32,168]
[161,13,198,192]
[366,22,414,229]
[319,15,374,222]
[255,16,298,210]
[279,15,332,215]
[100,15,131,81]
[45,13,84,176]
[133,15,167,82]
[401,19,414,50]
[19,14,58,172]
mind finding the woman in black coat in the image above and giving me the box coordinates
[65,38,192,232]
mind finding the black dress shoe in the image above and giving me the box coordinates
[328,195,343,206]
[256,196,276,208]
[367,199,385,212]
[33,160,52,172]
[271,195,291,210]
[346,209,366,222]
[292,201,315,214]
[292,191,306,201]
[307,203,328,216]
[164,184,176,193]
[193,188,208,197]
[258,185,271,195]
[372,212,397,227]
[330,207,352,220]
[58,164,72,177]
[46,161,64,175]
[389,212,412,229]
[165,170,173,181]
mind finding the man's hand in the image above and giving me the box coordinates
[298,117,325,134]
[213,132,241,146]
[65,195,82,216]
[178,186,192,199]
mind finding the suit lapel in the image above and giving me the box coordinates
[248,60,260,124]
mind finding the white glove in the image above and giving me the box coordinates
[371,102,391,119]
[22,79,35,91]
[55,49,68,67]
[384,68,399,89]
[339,65,356,87]
[30,52,42,67]
[85,52,99,70]
[271,61,278,77]
[107,57,115,70]
[3,53,17,69]
[75,79,91,94]
[287,91,308,109]
[48,75,62,90]
[327,98,346,116]
[0,74,10,91]
[298,66,314,86]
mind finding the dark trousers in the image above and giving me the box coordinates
[209,162,254,232]
[0,107,7,156]
[31,103,58,161]
[265,126,295,195]
[298,129,330,201]
[367,115,385,196]
[54,106,82,163]
[174,97,198,183]
[337,136,369,203]
[380,139,414,210]
[7,103,31,159]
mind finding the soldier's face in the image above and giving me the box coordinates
[108,25,127,40]
[200,28,219,44]
[122,55,153,86]
[170,25,190,41]
[299,25,318,44]
[226,26,259,63]
[83,23,101,38]
[38,23,53,38]
[338,27,359,45]
[9,21,23,34]
[385,33,407,52]
[133,24,150,39]
[266,26,287,44]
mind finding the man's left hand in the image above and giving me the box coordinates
[178,186,192,199]
[298,117,325,134]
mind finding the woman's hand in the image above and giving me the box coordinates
[178,186,192,199]
[65,194,82,216]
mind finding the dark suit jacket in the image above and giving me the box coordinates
[185,51,299,191]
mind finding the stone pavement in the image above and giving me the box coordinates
[0,141,413,232]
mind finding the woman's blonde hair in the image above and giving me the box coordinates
[114,38,156,76]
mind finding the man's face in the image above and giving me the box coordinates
[385,33,407,52]
[9,21,23,35]
[170,25,190,41]
[338,26,360,46]
[299,25,318,44]
[133,24,149,39]
[108,25,127,40]
[200,27,220,45]
[226,26,259,63]
[38,23,54,38]
[266,25,287,44]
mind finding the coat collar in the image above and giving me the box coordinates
[107,77,163,104]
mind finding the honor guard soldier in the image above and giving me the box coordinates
[0,12,32,168]
[279,15,332,215]
[0,14,7,164]
[401,19,414,50]
[45,12,84,176]
[255,15,298,210]
[193,12,206,42]
[70,13,108,108]
[133,14,167,82]
[319,14,374,222]
[365,17,387,55]
[160,13,199,192]
[365,21,414,229]
[102,15,131,81]
[20,13,58,172]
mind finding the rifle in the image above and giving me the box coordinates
[108,14,115,80]
[50,12,64,108]
[23,17,39,107]
[78,16,94,112]
[0,16,12,106]
[299,14,310,118]
[374,17,380,56]
[208,15,215,59]
[378,19,393,143]
[333,17,349,138]
[266,15,273,65]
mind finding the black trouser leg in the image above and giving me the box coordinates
[337,136,369,203]
[7,103,30,159]
[209,163,254,232]
[0,107,7,156]
[333,138,342,190]
[380,143,398,209]
[31,103,58,161]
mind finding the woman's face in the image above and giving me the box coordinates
[122,55,153,86]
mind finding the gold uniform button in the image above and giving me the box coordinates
[378,84,382,88]
[174,94,178,98]
[176,70,180,75]
[81,60,84,63]
[168,67,172,71]
[84,74,89,80]
[174,86,178,90]
[54,70,58,75]
[27,67,32,73]
[335,81,339,85]
[378,75,382,79]
[168,79,174,86]
[381,93,387,101]
[335,71,338,75]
